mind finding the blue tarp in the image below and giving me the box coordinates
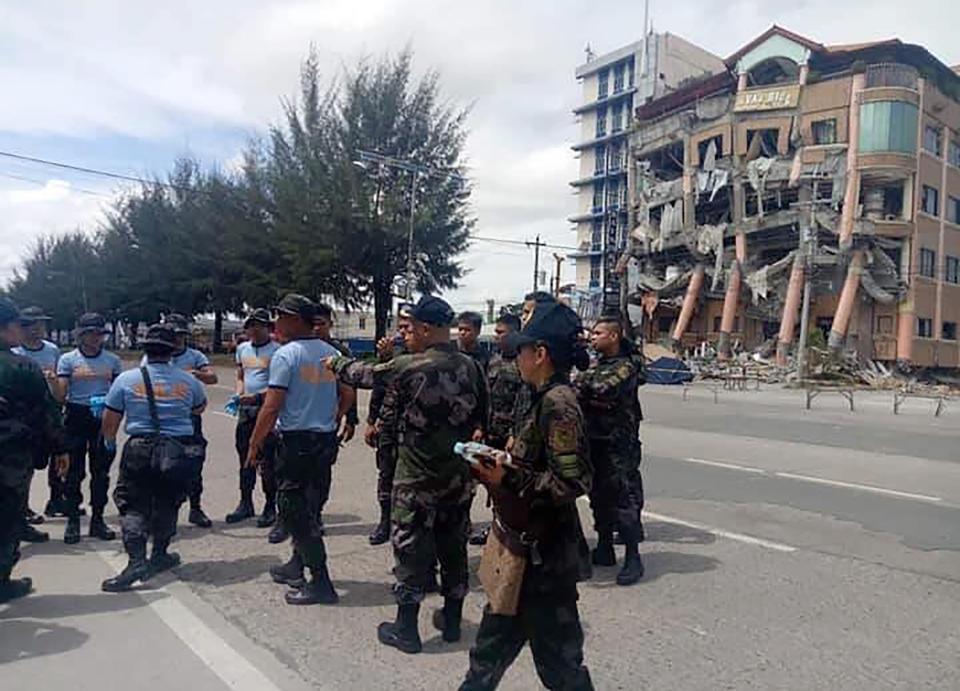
[646,357,693,385]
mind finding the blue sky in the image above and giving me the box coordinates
[1,0,957,313]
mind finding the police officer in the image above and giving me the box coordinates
[574,314,644,585]
[13,306,61,541]
[161,314,218,528]
[57,313,122,544]
[100,324,208,592]
[246,294,354,606]
[226,309,281,537]
[333,295,488,654]
[0,299,68,602]
[457,311,490,374]
[460,301,595,691]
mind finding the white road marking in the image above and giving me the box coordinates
[210,384,235,392]
[684,457,766,474]
[644,511,797,552]
[97,551,283,691]
[773,472,944,503]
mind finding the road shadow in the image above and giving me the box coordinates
[0,619,90,664]
[585,550,720,589]
[644,520,718,546]
[331,579,398,608]
[0,590,167,620]
[324,522,379,538]
[420,615,480,655]
[175,554,280,586]
[322,513,364,526]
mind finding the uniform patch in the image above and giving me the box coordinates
[549,418,577,455]
[555,454,581,479]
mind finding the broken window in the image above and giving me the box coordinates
[917,317,933,338]
[638,141,685,182]
[922,185,939,216]
[695,186,731,225]
[944,322,958,341]
[698,136,723,166]
[861,184,904,220]
[919,248,936,278]
[744,186,798,218]
[947,196,960,225]
[946,256,960,284]
[814,181,834,203]
[747,57,799,87]
[812,119,837,145]
[923,125,942,157]
[713,316,722,332]
[746,128,781,159]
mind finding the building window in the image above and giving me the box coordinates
[922,185,939,217]
[923,125,942,157]
[613,64,625,94]
[612,103,623,133]
[877,315,894,334]
[592,182,604,211]
[919,248,937,278]
[713,316,722,332]
[947,196,960,225]
[811,119,837,145]
[605,179,620,208]
[946,256,960,284]
[859,101,919,155]
[608,142,620,171]
[950,140,960,168]
[595,145,606,174]
[596,107,607,138]
[358,317,366,331]
[597,70,609,99]
[589,256,601,285]
[918,317,933,338]
[944,322,958,341]
[590,221,602,250]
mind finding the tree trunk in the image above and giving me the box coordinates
[213,310,223,353]
[373,274,392,342]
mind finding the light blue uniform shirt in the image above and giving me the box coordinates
[57,348,122,405]
[105,363,207,437]
[268,338,339,433]
[13,341,60,377]
[140,347,210,373]
[236,340,281,396]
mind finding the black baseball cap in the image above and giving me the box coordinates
[0,298,20,325]
[164,313,192,335]
[409,295,455,327]
[243,308,272,328]
[76,312,110,335]
[141,323,177,351]
[20,306,51,324]
[397,302,415,319]
[505,301,580,365]
[273,293,317,322]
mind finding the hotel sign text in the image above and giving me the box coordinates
[734,85,801,112]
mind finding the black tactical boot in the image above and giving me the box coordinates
[63,517,81,544]
[44,497,64,518]
[616,540,644,586]
[89,512,117,541]
[270,551,304,587]
[19,523,49,543]
[102,544,148,593]
[188,506,213,528]
[425,568,440,594]
[148,540,181,577]
[256,502,276,528]
[0,577,33,603]
[284,566,339,605]
[24,507,44,525]
[378,603,422,654]
[225,496,255,524]
[368,501,391,545]
[591,531,616,567]
[432,597,464,642]
[268,522,289,544]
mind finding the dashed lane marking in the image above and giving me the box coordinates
[644,511,797,552]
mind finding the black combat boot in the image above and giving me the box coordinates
[19,523,49,543]
[269,550,304,587]
[0,577,33,603]
[256,501,276,528]
[368,500,391,545]
[378,603,422,654]
[591,531,616,567]
[616,527,644,586]
[102,543,148,592]
[24,507,44,525]
[89,512,117,541]
[432,597,464,643]
[284,565,339,605]
[225,495,255,524]
[148,539,181,577]
[63,517,81,544]
[188,505,213,528]
[425,567,440,594]
[268,522,289,544]
[44,497,64,518]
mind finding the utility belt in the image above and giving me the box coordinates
[278,429,336,443]
[491,514,543,566]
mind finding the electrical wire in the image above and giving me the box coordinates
[0,171,110,198]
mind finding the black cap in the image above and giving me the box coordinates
[0,298,20,324]
[76,312,110,335]
[20,306,51,324]
[164,313,192,335]
[397,302,415,319]
[141,323,177,350]
[409,295,454,327]
[505,301,581,365]
[273,293,317,322]
[243,308,272,328]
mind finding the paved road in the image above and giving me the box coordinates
[3,371,959,689]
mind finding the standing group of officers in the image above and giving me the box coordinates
[0,287,647,691]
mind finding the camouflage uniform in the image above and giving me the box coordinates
[0,347,65,583]
[461,374,594,691]
[486,353,523,450]
[367,351,400,506]
[318,337,358,517]
[461,344,491,377]
[574,353,644,543]
[335,342,488,604]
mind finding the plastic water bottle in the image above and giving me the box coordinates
[453,441,512,468]
[89,395,107,419]
[224,394,240,416]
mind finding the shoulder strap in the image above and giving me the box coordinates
[139,365,161,436]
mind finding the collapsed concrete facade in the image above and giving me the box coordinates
[622,26,960,369]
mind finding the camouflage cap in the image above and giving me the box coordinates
[141,323,177,350]
[0,297,20,324]
[76,312,110,335]
[164,313,192,335]
[273,293,317,322]
[20,306,52,324]
[409,295,454,327]
[243,308,272,327]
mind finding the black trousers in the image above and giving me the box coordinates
[64,403,112,518]
[0,483,26,581]
[187,415,206,508]
[276,431,336,570]
[235,408,277,503]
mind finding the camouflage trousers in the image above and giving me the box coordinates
[235,409,277,502]
[64,403,113,518]
[375,440,397,505]
[0,483,27,581]
[391,482,469,604]
[275,431,336,570]
[460,595,594,690]
[587,439,643,541]
[113,437,191,556]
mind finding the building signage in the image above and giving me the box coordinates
[734,85,801,112]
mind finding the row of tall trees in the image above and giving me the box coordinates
[5,49,473,347]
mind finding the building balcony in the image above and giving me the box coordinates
[572,86,638,115]
[572,130,630,152]
[568,210,605,223]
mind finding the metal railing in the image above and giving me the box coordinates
[865,63,918,90]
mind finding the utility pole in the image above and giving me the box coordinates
[553,253,564,298]
[526,235,545,292]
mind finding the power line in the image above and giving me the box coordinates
[0,171,110,198]
[469,234,578,251]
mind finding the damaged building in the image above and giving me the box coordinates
[618,26,960,369]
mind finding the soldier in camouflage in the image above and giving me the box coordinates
[457,311,490,375]
[460,300,594,691]
[574,314,645,586]
[0,298,68,603]
[332,295,488,655]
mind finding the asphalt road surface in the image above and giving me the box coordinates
[3,368,959,690]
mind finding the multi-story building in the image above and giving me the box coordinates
[568,33,725,319]
[623,26,960,368]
